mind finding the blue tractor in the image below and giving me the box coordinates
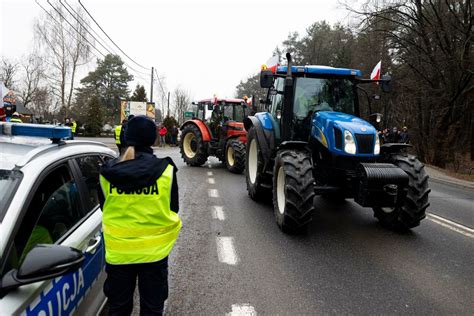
[244,53,430,233]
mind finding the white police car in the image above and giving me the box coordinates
[0,122,117,315]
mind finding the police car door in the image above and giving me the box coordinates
[1,160,104,315]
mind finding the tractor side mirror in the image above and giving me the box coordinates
[381,75,392,93]
[369,113,383,128]
[260,70,274,88]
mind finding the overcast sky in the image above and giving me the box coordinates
[1,0,353,105]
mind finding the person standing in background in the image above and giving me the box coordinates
[170,125,179,146]
[399,126,410,143]
[159,125,167,147]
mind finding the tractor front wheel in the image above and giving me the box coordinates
[180,124,209,166]
[225,139,245,174]
[245,127,270,201]
[373,154,430,230]
[273,150,315,233]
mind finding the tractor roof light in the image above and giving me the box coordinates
[344,130,356,155]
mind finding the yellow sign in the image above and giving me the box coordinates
[120,101,155,122]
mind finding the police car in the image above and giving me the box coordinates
[0,122,117,315]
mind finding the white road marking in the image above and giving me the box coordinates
[208,189,219,198]
[208,178,215,184]
[207,171,213,176]
[208,164,212,168]
[427,213,473,238]
[226,304,257,316]
[212,206,225,220]
[216,237,239,265]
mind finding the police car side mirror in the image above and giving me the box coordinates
[0,244,84,293]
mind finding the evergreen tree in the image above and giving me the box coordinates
[76,54,133,122]
[85,95,103,136]
[130,84,147,101]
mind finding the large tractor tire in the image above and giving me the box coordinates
[245,127,271,201]
[180,124,209,166]
[225,139,245,174]
[273,150,316,233]
[373,154,430,230]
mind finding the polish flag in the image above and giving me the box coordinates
[246,96,253,107]
[266,55,280,73]
[370,61,382,80]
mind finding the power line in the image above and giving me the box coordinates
[35,1,150,83]
[78,0,150,71]
[154,68,169,103]
[62,0,118,57]
[58,0,150,77]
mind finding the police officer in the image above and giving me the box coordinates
[114,119,126,154]
[99,115,181,315]
[71,118,77,136]
[10,112,22,123]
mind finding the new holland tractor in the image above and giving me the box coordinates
[180,98,248,173]
[244,53,430,233]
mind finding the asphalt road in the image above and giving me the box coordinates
[158,147,474,315]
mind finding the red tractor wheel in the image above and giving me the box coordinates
[180,124,209,166]
[225,139,245,174]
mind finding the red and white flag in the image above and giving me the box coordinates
[246,96,253,107]
[266,55,280,73]
[370,60,382,80]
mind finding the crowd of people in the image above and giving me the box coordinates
[379,126,410,144]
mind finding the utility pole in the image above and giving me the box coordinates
[150,67,154,103]
[167,91,170,117]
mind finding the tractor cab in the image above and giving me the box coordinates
[262,65,363,144]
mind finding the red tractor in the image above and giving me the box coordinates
[179,98,248,173]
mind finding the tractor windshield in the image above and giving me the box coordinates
[293,77,356,119]
[223,103,246,122]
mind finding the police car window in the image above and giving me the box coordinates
[8,165,83,270]
[76,155,102,210]
[0,170,23,221]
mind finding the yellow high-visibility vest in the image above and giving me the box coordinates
[71,121,77,133]
[114,125,122,144]
[100,165,182,264]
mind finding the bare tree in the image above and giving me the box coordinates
[172,86,191,124]
[18,53,45,108]
[345,0,473,167]
[30,87,53,121]
[0,58,18,89]
[34,4,91,118]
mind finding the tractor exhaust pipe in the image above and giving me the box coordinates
[281,53,294,141]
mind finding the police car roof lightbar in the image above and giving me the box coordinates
[0,122,72,143]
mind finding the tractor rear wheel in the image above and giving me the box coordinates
[245,127,270,201]
[373,154,430,230]
[273,150,315,233]
[225,139,245,174]
[180,124,209,166]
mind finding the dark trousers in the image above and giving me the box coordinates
[104,258,168,316]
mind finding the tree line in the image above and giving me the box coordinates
[236,0,472,170]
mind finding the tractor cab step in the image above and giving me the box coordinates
[314,185,341,195]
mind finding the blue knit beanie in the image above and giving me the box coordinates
[125,115,157,147]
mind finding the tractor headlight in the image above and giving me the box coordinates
[344,130,356,154]
[374,134,380,155]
